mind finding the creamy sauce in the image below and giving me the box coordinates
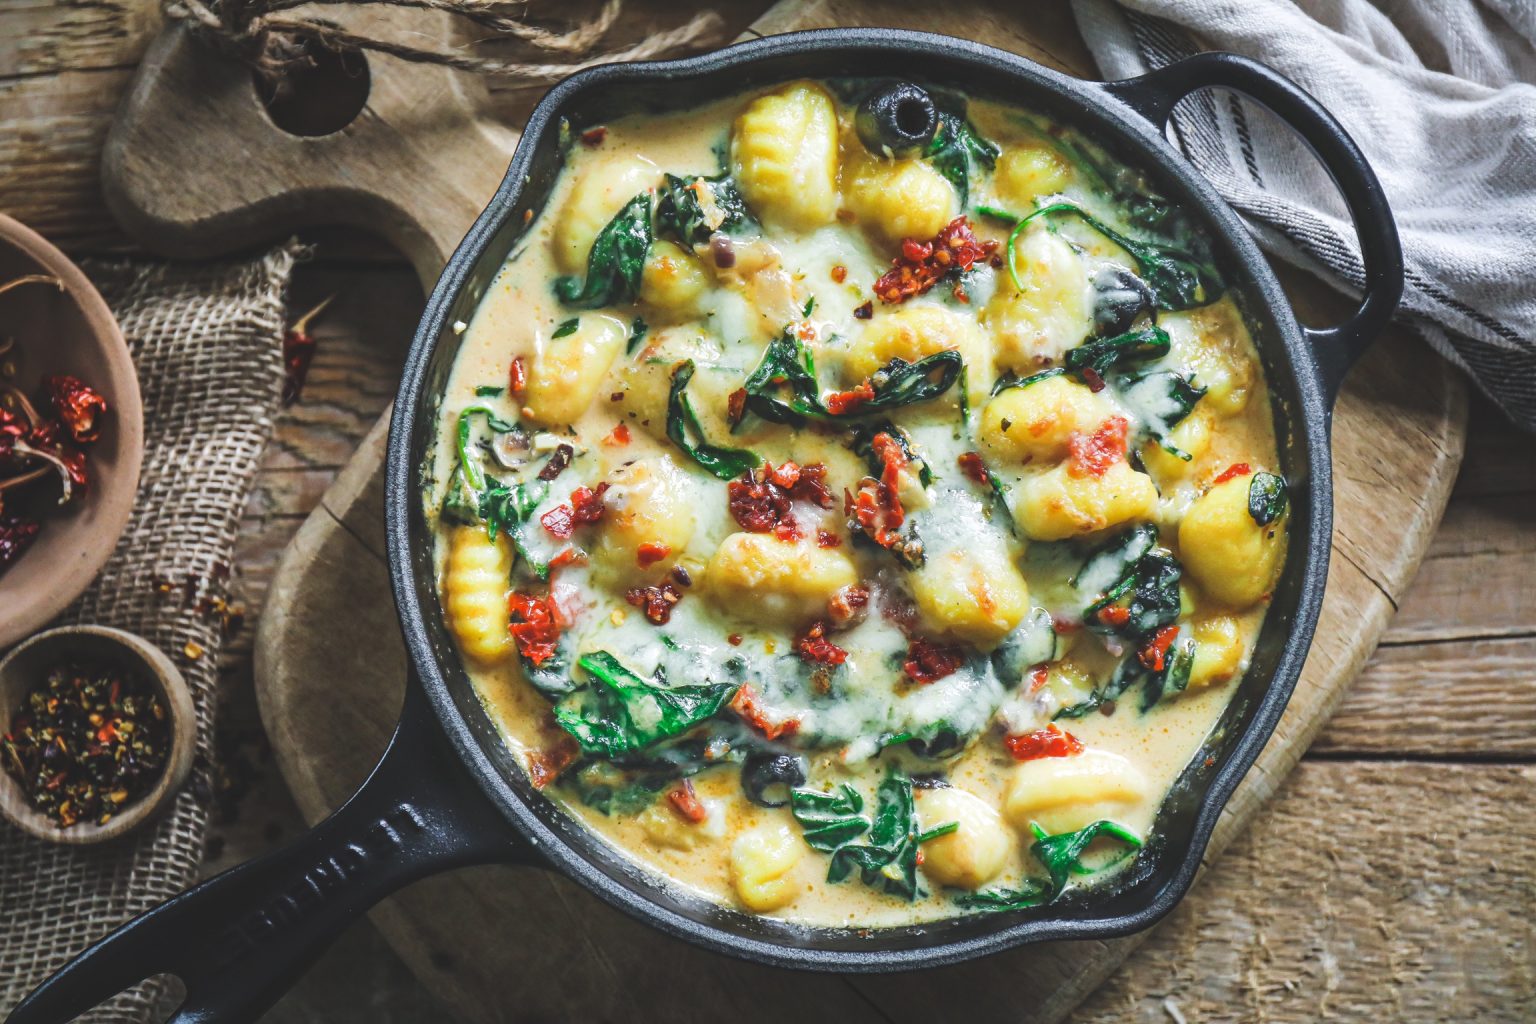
[425,81,1287,928]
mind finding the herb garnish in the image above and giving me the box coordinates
[554,191,653,308]
[552,318,580,339]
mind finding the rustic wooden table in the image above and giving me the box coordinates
[3,1,1533,1020]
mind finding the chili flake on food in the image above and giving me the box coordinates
[508,592,562,665]
[874,217,998,305]
[1004,724,1084,762]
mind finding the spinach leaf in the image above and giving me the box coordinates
[1083,546,1183,641]
[628,315,649,355]
[790,784,870,852]
[455,404,517,491]
[552,318,580,339]
[827,770,924,901]
[738,328,824,428]
[1248,472,1288,526]
[857,351,963,413]
[655,171,751,246]
[667,360,761,480]
[440,464,481,526]
[1138,633,1196,712]
[1063,325,1171,380]
[567,762,664,816]
[1002,202,1223,311]
[925,111,999,207]
[955,880,1051,912]
[1053,654,1144,720]
[990,366,1066,397]
[1117,368,1206,455]
[473,385,504,397]
[478,480,550,579]
[553,651,738,759]
[1030,819,1143,896]
[1072,523,1157,592]
[554,191,653,308]
[848,422,933,486]
[916,821,960,843]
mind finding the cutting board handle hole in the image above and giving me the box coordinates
[254,40,370,138]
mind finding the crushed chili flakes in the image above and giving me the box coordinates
[729,683,798,741]
[853,301,874,320]
[903,637,966,684]
[1138,625,1180,672]
[606,423,631,445]
[636,541,671,568]
[1067,416,1129,478]
[1214,462,1253,484]
[1003,724,1084,762]
[508,356,528,394]
[831,264,848,284]
[625,581,682,625]
[795,620,848,666]
[874,216,998,305]
[823,380,875,416]
[957,451,991,486]
[1079,366,1107,393]
[579,125,608,147]
[1,659,169,828]
[815,528,842,548]
[508,592,562,665]
[666,779,708,823]
[1028,664,1051,692]
[525,739,578,789]
[827,583,870,627]
[727,633,743,646]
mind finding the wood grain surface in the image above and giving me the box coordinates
[3,0,1532,1020]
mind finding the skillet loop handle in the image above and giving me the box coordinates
[6,684,531,1024]
[1102,51,1404,404]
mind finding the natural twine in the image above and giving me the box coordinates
[161,0,727,79]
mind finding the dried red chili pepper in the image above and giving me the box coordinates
[537,443,574,481]
[903,637,966,683]
[45,376,107,445]
[873,217,998,305]
[281,294,332,406]
[507,592,562,666]
[607,423,631,445]
[1003,724,1084,762]
[795,621,848,666]
[0,515,40,571]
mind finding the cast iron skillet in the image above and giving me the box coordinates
[10,28,1402,1024]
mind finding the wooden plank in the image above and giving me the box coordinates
[1072,761,1536,1023]
[0,0,160,77]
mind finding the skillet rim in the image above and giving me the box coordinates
[384,27,1334,972]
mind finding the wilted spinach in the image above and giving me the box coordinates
[990,366,1066,397]
[790,784,871,851]
[1063,325,1171,380]
[1248,472,1288,526]
[737,329,824,428]
[925,111,999,207]
[825,770,924,901]
[656,171,751,246]
[956,819,1144,912]
[667,360,761,480]
[554,191,653,308]
[553,651,738,759]
[848,421,933,486]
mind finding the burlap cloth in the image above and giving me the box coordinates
[0,244,299,1020]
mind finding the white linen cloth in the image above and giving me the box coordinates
[1073,0,1536,428]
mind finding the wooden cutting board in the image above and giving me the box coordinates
[106,2,1467,1020]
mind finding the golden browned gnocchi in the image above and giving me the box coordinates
[432,77,1285,929]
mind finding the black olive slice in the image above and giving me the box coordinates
[856,82,939,158]
[741,751,808,807]
[1092,265,1157,337]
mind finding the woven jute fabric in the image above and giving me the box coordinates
[0,244,298,1020]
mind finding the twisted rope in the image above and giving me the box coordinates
[161,0,725,80]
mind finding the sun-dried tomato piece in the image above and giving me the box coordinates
[1096,604,1131,628]
[625,581,682,625]
[874,216,999,305]
[903,637,966,683]
[1003,724,1084,762]
[1028,664,1051,692]
[827,583,870,627]
[728,475,792,533]
[579,125,608,147]
[824,380,875,415]
[795,620,848,666]
[548,546,587,571]
[1138,624,1180,672]
[788,462,834,508]
[525,738,578,788]
[815,528,842,548]
[957,451,991,486]
[730,683,799,741]
[508,592,562,666]
[45,376,107,445]
[1067,416,1129,478]
[509,355,528,394]
[1214,462,1253,484]
[540,504,574,540]
[636,541,671,568]
[666,779,708,822]
[570,482,609,524]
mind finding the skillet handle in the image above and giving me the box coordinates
[1102,51,1404,404]
[6,682,532,1024]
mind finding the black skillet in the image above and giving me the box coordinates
[9,28,1402,1024]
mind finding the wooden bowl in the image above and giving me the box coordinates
[0,625,195,844]
[0,215,144,647]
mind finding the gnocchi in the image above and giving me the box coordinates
[984,226,1093,370]
[730,824,803,912]
[731,81,839,231]
[1178,471,1287,607]
[980,375,1113,464]
[553,154,661,276]
[1014,459,1159,541]
[1003,749,1149,835]
[844,152,958,243]
[443,526,512,664]
[522,313,627,427]
[705,532,858,626]
[592,457,696,585]
[916,786,1011,890]
[845,305,993,409]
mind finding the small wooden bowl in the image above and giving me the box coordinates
[0,215,144,647]
[0,625,195,844]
